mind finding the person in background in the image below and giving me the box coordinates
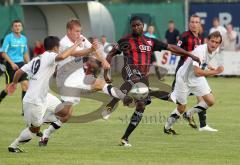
[165,20,180,44]
[0,20,29,111]
[209,18,226,37]
[224,23,237,51]
[144,25,157,39]
[33,40,45,57]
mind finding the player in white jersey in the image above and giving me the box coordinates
[39,19,132,146]
[164,31,224,134]
[7,36,98,152]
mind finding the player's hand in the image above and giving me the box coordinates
[207,64,215,70]
[7,83,17,95]
[102,60,110,70]
[216,66,224,74]
[11,63,19,70]
[91,41,99,51]
[190,55,201,64]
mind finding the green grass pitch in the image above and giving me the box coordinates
[0,76,239,165]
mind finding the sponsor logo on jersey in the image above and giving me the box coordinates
[139,45,151,52]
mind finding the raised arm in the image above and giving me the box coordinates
[167,44,201,64]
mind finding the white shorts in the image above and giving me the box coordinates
[61,68,95,105]
[24,93,61,127]
[171,76,211,105]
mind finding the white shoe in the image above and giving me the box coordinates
[101,107,112,120]
[199,125,218,132]
[120,139,132,147]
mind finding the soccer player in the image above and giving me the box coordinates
[173,14,216,131]
[38,19,133,146]
[7,36,97,152]
[0,20,29,107]
[164,31,224,134]
[103,16,200,146]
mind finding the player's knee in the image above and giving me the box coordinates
[92,80,105,91]
[177,104,186,114]
[206,100,215,107]
[136,101,145,112]
[29,126,40,133]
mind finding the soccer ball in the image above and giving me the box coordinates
[129,82,149,100]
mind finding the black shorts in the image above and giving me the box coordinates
[121,64,151,105]
[5,62,28,84]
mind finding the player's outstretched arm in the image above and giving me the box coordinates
[55,39,81,61]
[8,69,25,95]
[194,66,224,77]
[167,44,201,64]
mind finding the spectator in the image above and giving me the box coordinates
[144,25,157,39]
[33,40,45,57]
[100,35,111,59]
[165,20,180,44]
[0,20,29,114]
[209,18,226,37]
[224,24,237,51]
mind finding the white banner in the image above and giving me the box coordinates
[155,50,240,75]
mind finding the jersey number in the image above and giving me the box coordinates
[31,59,41,74]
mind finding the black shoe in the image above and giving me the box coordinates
[183,112,197,129]
[123,95,133,106]
[164,127,177,135]
[36,131,43,137]
[8,147,24,153]
[39,137,49,147]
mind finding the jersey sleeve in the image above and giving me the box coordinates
[177,33,186,48]
[21,60,33,74]
[49,52,58,66]
[152,38,168,51]
[192,48,202,67]
[2,35,10,53]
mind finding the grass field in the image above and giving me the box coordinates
[0,75,239,165]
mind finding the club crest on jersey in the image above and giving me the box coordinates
[139,45,151,52]
[147,40,152,46]
[177,40,182,46]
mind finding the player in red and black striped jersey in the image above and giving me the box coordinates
[103,16,200,146]
[169,14,216,133]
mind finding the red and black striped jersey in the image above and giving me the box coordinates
[177,30,203,58]
[114,33,167,75]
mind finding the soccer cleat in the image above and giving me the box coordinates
[101,106,113,120]
[199,125,218,132]
[183,112,197,129]
[120,139,132,147]
[123,95,134,106]
[8,146,24,153]
[164,127,177,135]
[39,137,49,147]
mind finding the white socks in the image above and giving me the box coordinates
[10,128,34,148]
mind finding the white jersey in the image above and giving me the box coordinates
[58,35,92,68]
[21,51,57,105]
[177,44,219,87]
